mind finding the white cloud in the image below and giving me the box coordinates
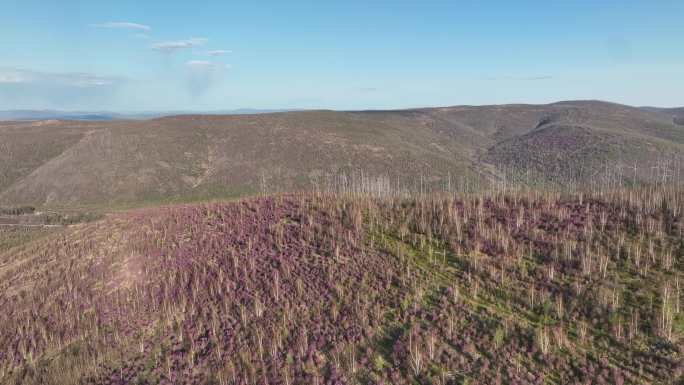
[186,60,215,69]
[151,38,208,53]
[355,87,380,92]
[185,61,231,71]
[484,75,554,81]
[0,72,25,83]
[0,68,121,87]
[202,50,232,56]
[0,67,124,109]
[91,22,151,31]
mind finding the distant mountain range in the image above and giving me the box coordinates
[0,109,296,121]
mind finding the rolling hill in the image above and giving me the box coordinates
[1,188,682,384]
[1,100,683,208]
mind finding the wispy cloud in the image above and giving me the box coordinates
[520,76,553,81]
[151,38,208,53]
[185,60,231,72]
[0,72,25,84]
[186,60,215,69]
[0,68,122,87]
[201,50,232,57]
[0,67,124,108]
[90,22,151,31]
[484,75,554,81]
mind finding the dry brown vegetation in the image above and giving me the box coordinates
[0,179,682,384]
[1,100,683,207]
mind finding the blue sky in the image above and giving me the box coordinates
[1,0,682,110]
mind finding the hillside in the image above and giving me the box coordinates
[1,101,683,207]
[640,107,684,126]
[0,187,682,384]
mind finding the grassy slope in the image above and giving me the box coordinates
[0,101,683,208]
[1,188,682,384]
[0,111,477,207]
[484,102,684,186]
[0,121,95,194]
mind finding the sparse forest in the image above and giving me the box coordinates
[1,171,682,384]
